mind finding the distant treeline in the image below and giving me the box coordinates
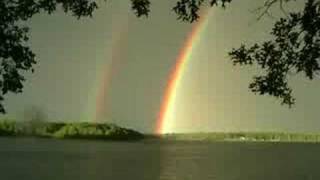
[2,119,320,142]
[160,132,320,142]
[0,119,144,141]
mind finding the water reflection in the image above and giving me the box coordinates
[159,142,218,180]
[0,138,320,180]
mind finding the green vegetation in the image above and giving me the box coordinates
[159,132,320,142]
[0,119,144,141]
[0,0,318,112]
[1,119,320,143]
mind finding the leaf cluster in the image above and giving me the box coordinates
[229,0,320,107]
[1,0,317,112]
[0,0,232,113]
[0,0,99,113]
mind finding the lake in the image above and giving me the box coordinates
[0,137,319,180]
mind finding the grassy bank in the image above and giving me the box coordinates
[0,119,144,141]
[158,132,320,142]
[1,119,320,142]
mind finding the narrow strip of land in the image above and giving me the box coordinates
[0,120,143,141]
[1,120,320,142]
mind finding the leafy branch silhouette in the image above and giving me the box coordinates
[1,0,319,113]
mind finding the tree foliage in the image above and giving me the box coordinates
[0,0,99,113]
[229,0,320,107]
[0,0,318,113]
[0,0,231,113]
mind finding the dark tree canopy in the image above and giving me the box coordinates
[0,0,231,113]
[0,0,318,113]
[229,0,320,107]
[0,0,100,113]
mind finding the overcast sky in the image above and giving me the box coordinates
[2,0,319,133]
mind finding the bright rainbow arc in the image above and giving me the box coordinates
[156,9,212,134]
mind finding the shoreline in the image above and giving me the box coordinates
[1,135,320,143]
[1,120,320,143]
[145,132,320,143]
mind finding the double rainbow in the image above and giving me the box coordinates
[90,8,212,134]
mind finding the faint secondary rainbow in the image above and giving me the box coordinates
[94,24,128,122]
[156,9,212,134]
[87,15,128,122]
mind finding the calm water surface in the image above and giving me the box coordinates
[0,137,319,180]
